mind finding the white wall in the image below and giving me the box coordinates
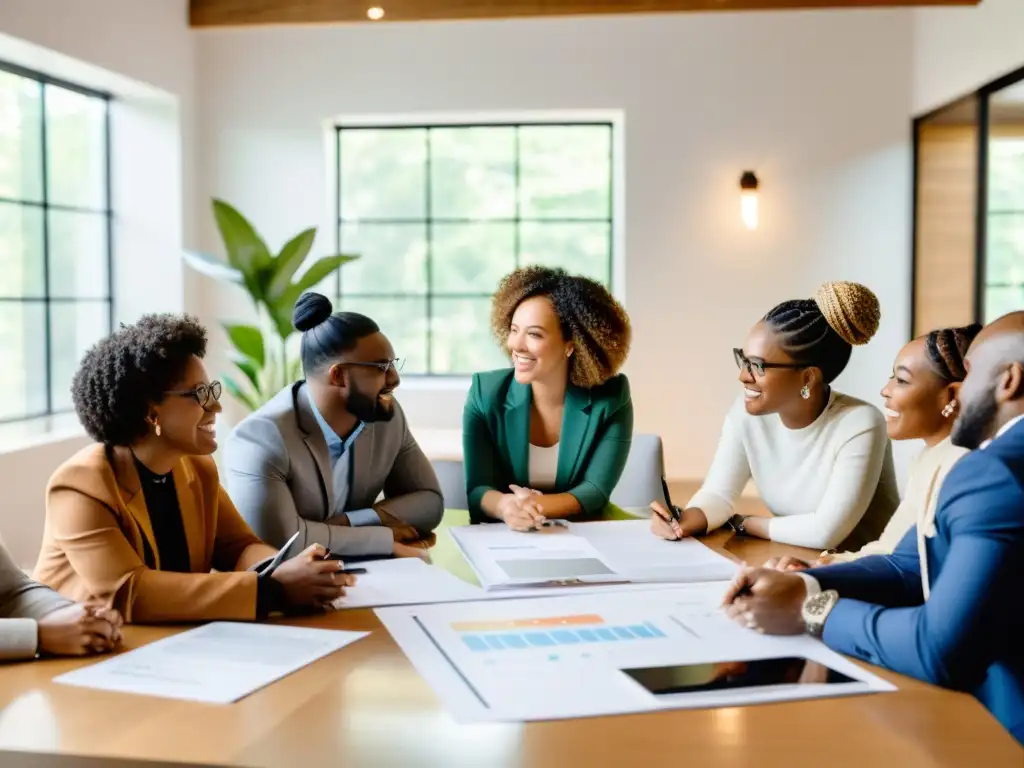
[195,10,915,482]
[0,0,194,566]
[913,0,1024,114]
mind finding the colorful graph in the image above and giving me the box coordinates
[453,614,666,652]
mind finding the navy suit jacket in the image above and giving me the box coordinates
[806,418,1024,744]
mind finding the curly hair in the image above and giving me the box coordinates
[491,265,631,389]
[925,323,982,382]
[763,281,881,384]
[71,314,208,446]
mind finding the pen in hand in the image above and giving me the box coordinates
[661,477,681,523]
[319,549,367,575]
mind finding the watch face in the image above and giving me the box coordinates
[805,593,830,617]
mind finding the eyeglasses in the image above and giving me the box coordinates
[341,358,405,374]
[733,349,805,378]
[165,381,223,410]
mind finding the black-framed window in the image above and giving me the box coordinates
[985,130,1024,321]
[0,62,112,423]
[333,122,615,375]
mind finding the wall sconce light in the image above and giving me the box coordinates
[367,6,385,19]
[740,171,759,231]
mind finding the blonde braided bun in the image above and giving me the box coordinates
[813,281,880,347]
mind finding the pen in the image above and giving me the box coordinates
[319,549,368,574]
[661,477,681,522]
[262,530,300,577]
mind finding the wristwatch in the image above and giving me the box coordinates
[725,514,749,536]
[801,589,839,637]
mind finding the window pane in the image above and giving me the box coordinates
[988,138,1024,211]
[0,71,43,203]
[519,125,611,220]
[432,223,515,295]
[48,210,109,298]
[339,223,427,295]
[340,128,426,220]
[985,285,1024,324]
[0,301,47,419]
[519,222,611,284]
[0,202,44,297]
[987,212,1024,288]
[45,85,107,210]
[334,296,428,374]
[49,301,109,412]
[431,297,507,375]
[430,127,516,219]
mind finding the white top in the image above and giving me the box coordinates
[528,443,560,491]
[688,391,900,550]
[829,437,967,575]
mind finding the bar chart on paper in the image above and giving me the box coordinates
[454,614,668,652]
[378,585,896,722]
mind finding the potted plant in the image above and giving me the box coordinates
[183,199,358,410]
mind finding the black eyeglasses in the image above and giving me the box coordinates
[733,349,805,378]
[165,381,223,410]
[341,358,405,374]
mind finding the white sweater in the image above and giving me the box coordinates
[688,390,900,550]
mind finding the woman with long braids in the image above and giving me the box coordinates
[766,323,981,570]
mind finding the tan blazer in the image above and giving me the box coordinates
[33,444,277,624]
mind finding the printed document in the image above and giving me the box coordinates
[451,520,738,589]
[54,622,368,704]
[377,584,894,722]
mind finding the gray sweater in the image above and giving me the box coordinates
[0,542,72,660]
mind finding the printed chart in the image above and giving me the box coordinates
[377,584,895,723]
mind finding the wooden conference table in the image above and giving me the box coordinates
[0,502,1020,767]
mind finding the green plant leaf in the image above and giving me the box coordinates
[212,199,273,302]
[222,323,265,368]
[267,228,316,304]
[182,250,245,286]
[228,351,262,395]
[276,254,358,312]
[223,375,260,412]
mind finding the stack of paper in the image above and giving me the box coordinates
[451,520,738,590]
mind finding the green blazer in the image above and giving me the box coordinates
[462,368,633,523]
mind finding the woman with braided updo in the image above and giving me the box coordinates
[652,281,901,551]
[767,322,981,570]
[463,266,632,529]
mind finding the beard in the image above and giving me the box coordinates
[951,384,998,450]
[347,380,396,424]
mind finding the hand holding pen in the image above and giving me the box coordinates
[269,542,359,609]
[649,478,709,540]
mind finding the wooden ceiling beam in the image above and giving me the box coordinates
[190,0,979,27]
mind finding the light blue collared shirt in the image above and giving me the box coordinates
[308,400,379,527]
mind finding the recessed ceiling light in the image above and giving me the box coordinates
[367,6,384,20]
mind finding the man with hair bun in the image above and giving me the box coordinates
[225,293,442,559]
[651,281,900,552]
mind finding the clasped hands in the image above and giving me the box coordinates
[498,485,548,531]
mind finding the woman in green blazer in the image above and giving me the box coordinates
[463,266,633,529]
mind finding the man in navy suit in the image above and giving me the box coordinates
[722,311,1024,744]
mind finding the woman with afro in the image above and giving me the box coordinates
[33,314,355,623]
[463,266,633,529]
